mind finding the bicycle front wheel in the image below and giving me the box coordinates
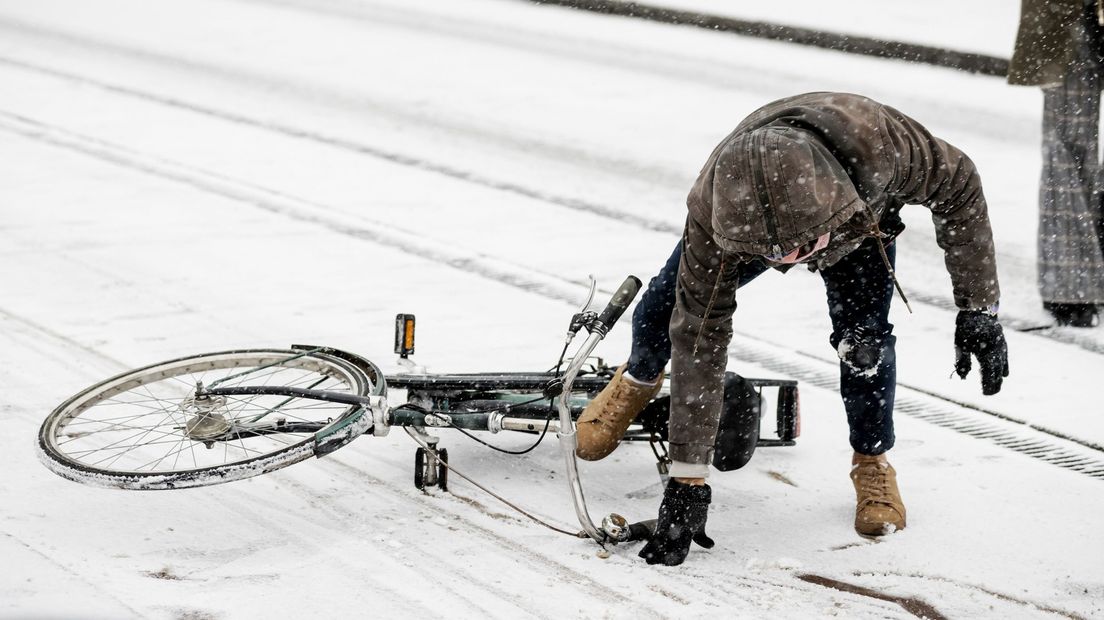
[39,349,373,490]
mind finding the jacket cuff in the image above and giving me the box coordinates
[669,460,711,479]
[963,302,999,315]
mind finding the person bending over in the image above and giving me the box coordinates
[576,92,1010,566]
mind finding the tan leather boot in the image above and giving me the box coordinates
[575,365,663,461]
[850,453,906,537]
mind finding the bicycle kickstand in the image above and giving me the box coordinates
[411,427,448,492]
[649,434,672,487]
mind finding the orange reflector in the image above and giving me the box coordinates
[394,314,416,357]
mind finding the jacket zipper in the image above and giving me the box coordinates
[747,131,783,255]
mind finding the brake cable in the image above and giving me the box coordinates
[403,427,582,538]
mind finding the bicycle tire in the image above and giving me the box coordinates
[414,447,426,490]
[38,348,374,490]
[437,448,448,491]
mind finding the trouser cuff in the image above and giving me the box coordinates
[668,460,710,478]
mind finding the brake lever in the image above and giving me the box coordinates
[564,275,600,344]
[579,274,597,314]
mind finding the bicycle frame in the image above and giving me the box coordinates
[187,277,792,545]
[201,277,645,546]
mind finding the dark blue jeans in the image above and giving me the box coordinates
[627,238,897,456]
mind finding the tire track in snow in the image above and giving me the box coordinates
[0,110,587,305]
[204,449,667,617]
[234,0,1035,145]
[0,22,681,231]
[311,454,878,617]
[863,571,1090,620]
[797,573,947,619]
[4,110,1103,483]
[663,563,909,618]
[172,490,452,616]
[257,475,628,619]
[1,51,1096,356]
[318,446,911,617]
[0,307,131,373]
[210,492,493,618]
[1,531,148,618]
[227,451,906,617]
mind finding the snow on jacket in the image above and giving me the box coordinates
[687,91,999,309]
[667,92,1000,470]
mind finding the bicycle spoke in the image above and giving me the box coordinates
[96,398,184,470]
[58,421,183,445]
[95,397,184,410]
[139,438,203,471]
[174,433,186,472]
[82,425,180,466]
[62,408,179,430]
[65,436,189,457]
[143,419,201,471]
[68,417,183,455]
[220,394,344,423]
[167,374,202,391]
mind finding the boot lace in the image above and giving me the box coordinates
[854,463,897,510]
[596,374,656,425]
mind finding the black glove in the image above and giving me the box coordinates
[638,480,714,566]
[954,309,1009,395]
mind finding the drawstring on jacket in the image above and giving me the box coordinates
[863,205,914,314]
[875,237,913,314]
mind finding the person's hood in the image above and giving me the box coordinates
[707,125,865,257]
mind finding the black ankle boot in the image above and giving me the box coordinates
[1045,303,1099,327]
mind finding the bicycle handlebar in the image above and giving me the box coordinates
[556,275,655,545]
[594,276,642,334]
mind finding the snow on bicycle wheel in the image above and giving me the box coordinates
[38,348,375,490]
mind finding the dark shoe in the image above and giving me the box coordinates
[1044,303,1099,328]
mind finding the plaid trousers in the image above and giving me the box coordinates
[1039,4,1104,305]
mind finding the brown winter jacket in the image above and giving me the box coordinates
[1008,0,1104,86]
[667,92,1000,470]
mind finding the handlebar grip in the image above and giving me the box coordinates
[625,520,656,542]
[596,276,642,333]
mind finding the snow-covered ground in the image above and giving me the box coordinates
[1,0,1102,618]
[603,0,1020,58]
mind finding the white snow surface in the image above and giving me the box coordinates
[606,0,1021,58]
[1,0,1102,618]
